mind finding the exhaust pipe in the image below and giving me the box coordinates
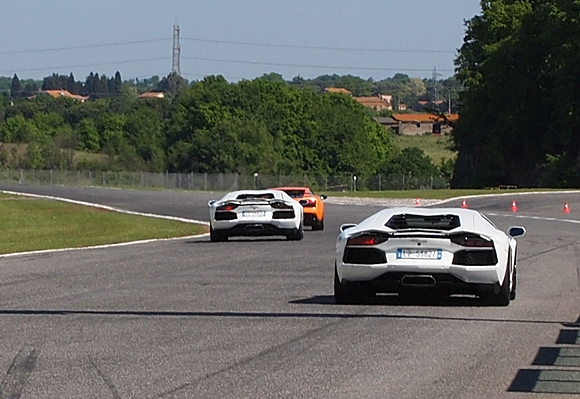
[401,275,436,286]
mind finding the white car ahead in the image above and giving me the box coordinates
[335,207,526,306]
[208,190,304,242]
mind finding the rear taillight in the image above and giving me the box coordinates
[302,198,316,207]
[347,234,389,246]
[450,233,493,248]
[217,203,238,211]
[270,201,293,209]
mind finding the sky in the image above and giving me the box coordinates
[1,0,482,83]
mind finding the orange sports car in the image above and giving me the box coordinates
[270,186,327,230]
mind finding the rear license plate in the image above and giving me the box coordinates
[241,211,266,217]
[397,249,442,259]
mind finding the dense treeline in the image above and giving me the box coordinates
[0,69,456,188]
[0,73,451,184]
[1,72,461,111]
[453,0,580,188]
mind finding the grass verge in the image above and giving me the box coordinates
[0,194,208,255]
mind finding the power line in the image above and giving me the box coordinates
[0,57,168,75]
[182,37,456,54]
[0,39,171,55]
[182,56,453,72]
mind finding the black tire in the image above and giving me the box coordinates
[486,253,511,306]
[510,267,517,300]
[334,265,371,304]
[334,266,354,304]
[510,249,518,300]
[312,219,324,231]
[210,227,228,242]
[286,223,304,241]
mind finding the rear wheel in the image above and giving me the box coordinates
[286,223,304,241]
[210,227,228,242]
[486,253,511,306]
[510,267,517,300]
[334,265,370,304]
[312,219,324,231]
[334,266,354,304]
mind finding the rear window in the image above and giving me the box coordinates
[236,193,275,200]
[386,214,460,230]
[284,190,305,198]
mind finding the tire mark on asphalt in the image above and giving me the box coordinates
[151,308,369,398]
[89,355,122,399]
[0,347,38,399]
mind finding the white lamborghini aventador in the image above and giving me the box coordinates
[208,190,304,242]
[335,207,526,306]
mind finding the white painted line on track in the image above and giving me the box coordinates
[3,189,580,258]
[0,190,210,258]
[433,190,580,206]
[486,213,580,224]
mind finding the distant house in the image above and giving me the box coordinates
[137,91,165,99]
[40,89,89,102]
[374,113,459,135]
[324,87,352,96]
[413,99,451,113]
[354,94,393,111]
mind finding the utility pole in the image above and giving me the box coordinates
[431,67,442,102]
[448,91,452,114]
[172,23,181,75]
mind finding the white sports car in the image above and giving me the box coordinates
[335,207,526,306]
[208,190,304,242]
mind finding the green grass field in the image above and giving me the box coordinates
[393,133,456,163]
[0,194,208,254]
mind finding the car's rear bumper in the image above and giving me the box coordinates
[303,212,321,225]
[212,222,297,237]
[339,271,501,296]
[337,262,504,286]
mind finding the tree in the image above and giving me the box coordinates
[450,0,580,187]
[10,74,21,99]
[77,118,100,152]
[158,72,188,95]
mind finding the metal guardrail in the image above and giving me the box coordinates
[2,169,448,192]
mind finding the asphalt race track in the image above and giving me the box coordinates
[1,184,580,399]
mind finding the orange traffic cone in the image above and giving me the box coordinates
[511,200,518,212]
[461,199,468,208]
[563,202,570,214]
[415,198,421,206]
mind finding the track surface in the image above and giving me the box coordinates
[1,185,580,398]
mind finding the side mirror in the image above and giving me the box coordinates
[340,223,357,232]
[508,226,526,237]
[208,200,216,206]
[299,199,308,206]
[320,195,327,200]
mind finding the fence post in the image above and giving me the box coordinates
[402,174,405,190]
[50,169,53,186]
[102,171,106,186]
[430,176,434,190]
[204,172,207,191]
[378,174,382,191]
[89,171,92,185]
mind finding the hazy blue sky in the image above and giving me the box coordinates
[1,0,482,82]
